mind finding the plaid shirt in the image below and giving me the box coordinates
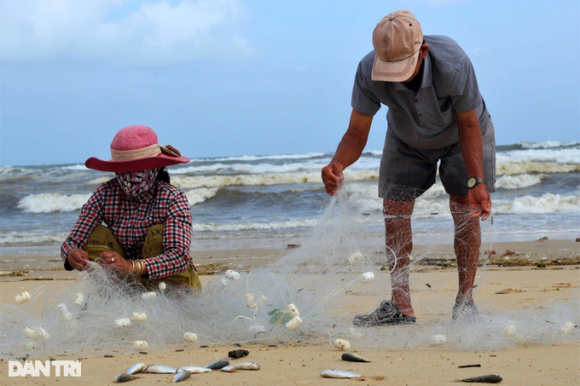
[61,179,193,280]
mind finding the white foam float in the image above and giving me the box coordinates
[561,322,574,335]
[74,292,84,307]
[133,341,148,349]
[183,332,197,342]
[131,312,147,322]
[503,325,516,337]
[348,251,362,265]
[225,270,240,280]
[286,316,302,331]
[334,339,351,350]
[431,335,447,346]
[141,292,156,300]
[286,303,300,317]
[361,272,375,282]
[115,318,131,329]
[15,291,31,305]
[246,294,257,309]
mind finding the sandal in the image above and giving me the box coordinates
[353,300,416,327]
[452,301,479,322]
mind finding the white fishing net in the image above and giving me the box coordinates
[1,182,578,359]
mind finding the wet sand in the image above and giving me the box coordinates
[0,239,578,385]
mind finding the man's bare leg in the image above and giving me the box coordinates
[450,194,481,303]
[383,198,415,316]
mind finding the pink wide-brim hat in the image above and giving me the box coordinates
[85,125,190,173]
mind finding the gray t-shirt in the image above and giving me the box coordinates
[351,35,489,150]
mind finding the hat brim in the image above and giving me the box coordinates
[85,154,190,173]
[371,51,419,82]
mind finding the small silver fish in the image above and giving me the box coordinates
[234,362,261,370]
[142,365,177,374]
[457,374,503,383]
[173,370,191,383]
[177,366,213,374]
[115,373,136,383]
[126,363,145,375]
[341,353,370,363]
[205,360,230,370]
[320,369,364,379]
[221,365,237,372]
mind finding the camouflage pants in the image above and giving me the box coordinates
[85,224,201,292]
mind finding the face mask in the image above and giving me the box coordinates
[115,169,158,200]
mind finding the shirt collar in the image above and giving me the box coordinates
[393,52,433,91]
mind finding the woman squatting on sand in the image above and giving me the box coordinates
[60,125,201,291]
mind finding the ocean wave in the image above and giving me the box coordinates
[60,164,88,171]
[173,170,379,189]
[185,188,219,206]
[187,152,327,163]
[494,194,580,214]
[498,147,580,164]
[0,232,69,246]
[496,162,580,176]
[341,176,549,212]
[17,193,91,213]
[192,219,318,232]
[16,188,220,214]
[88,176,114,185]
[413,193,580,216]
[172,160,331,175]
[496,174,544,189]
[518,141,579,149]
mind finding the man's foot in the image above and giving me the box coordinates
[353,300,416,327]
[452,301,479,322]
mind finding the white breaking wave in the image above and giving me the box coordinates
[496,174,544,190]
[498,147,580,165]
[518,141,579,149]
[494,194,580,214]
[413,194,580,216]
[60,164,88,170]
[347,184,580,216]
[187,152,327,163]
[496,161,580,176]
[0,232,69,246]
[16,189,219,213]
[192,219,318,232]
[185,188,219,206]
[172,159,331,175]
[173,170,379,189]
[17,193,91,213]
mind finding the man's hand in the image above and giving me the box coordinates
[321,162,345,196]
[67,249,91,271]
[98,251,133,273]
[467,183,491,221]
[321,110,374,196]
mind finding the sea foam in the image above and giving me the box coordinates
[17,193,91,213]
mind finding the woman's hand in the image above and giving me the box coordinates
[67,249,91,271]
[98,251,133,273]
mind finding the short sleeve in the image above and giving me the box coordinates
[450,59,482,113]
[351,61,381,116]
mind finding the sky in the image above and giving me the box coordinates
[1,0,579,166]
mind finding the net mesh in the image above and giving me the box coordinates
[1,182,578,358]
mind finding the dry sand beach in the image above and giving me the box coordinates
[1,239,579,386]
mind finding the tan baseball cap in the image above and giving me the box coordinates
[371,10,423,82]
